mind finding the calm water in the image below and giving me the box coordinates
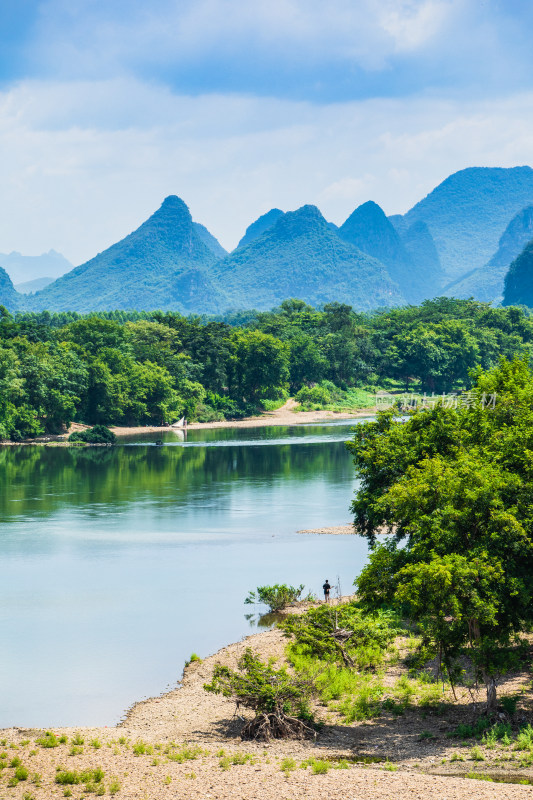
[0,420,372,728]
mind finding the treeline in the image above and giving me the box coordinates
[0,297,531,440]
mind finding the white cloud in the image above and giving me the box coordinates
[0,77,532,265]
[29,0,468,80]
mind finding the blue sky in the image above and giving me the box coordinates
[1,0,533,263]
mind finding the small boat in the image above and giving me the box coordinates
[170,417,187,429]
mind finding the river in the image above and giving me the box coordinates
[0,419,372,728]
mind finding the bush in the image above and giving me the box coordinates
[281,602,401,669]
[204,648,315,741]
[295,384,332,407]
[245,584,305,612]
[69,425,116,444]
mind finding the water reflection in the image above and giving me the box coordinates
[0,420,371,727]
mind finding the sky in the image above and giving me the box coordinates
[1,0,533,264]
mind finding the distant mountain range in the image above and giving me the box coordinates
[0,249,72,285]
[390,166,533,282]
[213,204,403,311]
[3,166,533,314]
[444,206,533,303]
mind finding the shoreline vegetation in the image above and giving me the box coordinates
[0,399,375,445]
[2,297,533,445]
[2,597,533,799]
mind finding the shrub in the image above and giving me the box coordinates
[245,584,305,612]
[69,425,116,444]
[295,384,332,407]
[280,757,297,773]
[514,725,533,751]
[204,648,315,741]
[55,768,104,786]
[36,732,59,748]
[15,765,28,781]
[282,602,401,670]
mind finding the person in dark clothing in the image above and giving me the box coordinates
[323,579,331,603]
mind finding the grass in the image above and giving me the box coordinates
[36,732,59,748]
[466,772,493,781]
[185,652,203,667]
[513,725,533,751]
[280,757,297,774]
[132,740,153,756]
[337,681,384,722]
[311,760,330,774]
[166,744,204,762]
[55,768,105,786]
[470,746,485,761]
[14,765,29,781]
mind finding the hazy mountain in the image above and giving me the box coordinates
[445,205,533,303]
[28,196,225,314]
[0,267,20,311]
[213,204,404,311]
[389,217,444,294]
[237,209,284,249]
[15,277,55,294]
[397,167,533,281]
[338,201,442,303]
[502,240,533,307]
[0,249,72,284]
[192,222,227,259]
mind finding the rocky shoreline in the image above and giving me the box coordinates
[2,602,533,798]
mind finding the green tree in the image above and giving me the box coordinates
[349,358,533,708]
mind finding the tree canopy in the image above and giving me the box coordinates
[348,357,533,708]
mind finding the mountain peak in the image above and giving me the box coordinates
[157,195,192,218]
[237,208,284,249]
[403,165,533,279]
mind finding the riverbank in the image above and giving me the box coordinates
[110,398,374,436]
[2,600,533,798]
[0,399,375,445]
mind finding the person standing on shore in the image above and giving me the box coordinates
[323,579,331,604]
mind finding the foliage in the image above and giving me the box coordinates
[281,601,402,669]
[2,297,533,439]
[68,425,116,444]
[204,648,315,741]
[245,584,305,612]
[349,357,533,708]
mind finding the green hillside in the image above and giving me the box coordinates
[213,204,404,311]
[445,205,533,303]
[400,166,533,280]
[0,267,20,312]
[27,197,225,314]
[339,201,443,303]
[193,222,227,258]
[237,208,284,249]
[503,239,533,307]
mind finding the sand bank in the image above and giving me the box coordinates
[3,599,533,798]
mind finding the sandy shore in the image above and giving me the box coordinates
[2,601,533,798]
[297,524,355,535]
[110,398,374,436]
[0,399,374,445]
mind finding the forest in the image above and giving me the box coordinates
[0,296,532,440]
